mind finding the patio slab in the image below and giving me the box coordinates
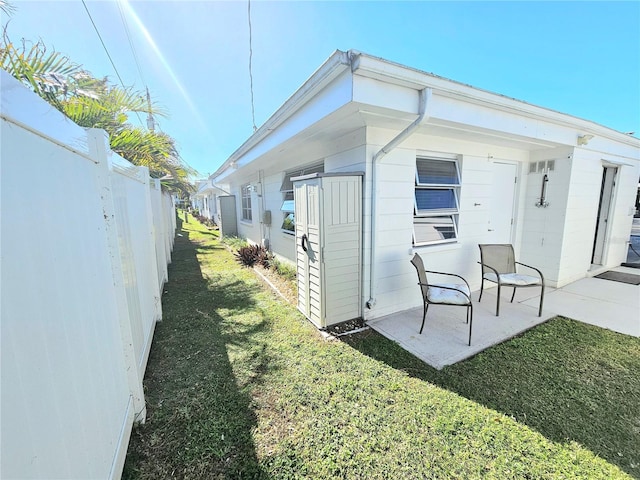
[367,286,555,370]
[367,268,639,370]
[521,266,640,337]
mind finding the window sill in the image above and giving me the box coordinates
[412,242,461,254]
[239,220,253,226]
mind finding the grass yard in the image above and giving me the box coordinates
[123,214,640,479]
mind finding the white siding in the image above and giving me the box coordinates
[519,148,573,286]
[363,128,532,320]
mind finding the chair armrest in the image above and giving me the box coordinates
[424,270,471,291]
[515,262,545,284]
[477,261,500,277]
[419,282,472,304]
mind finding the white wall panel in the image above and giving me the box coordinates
[1,74,175,480]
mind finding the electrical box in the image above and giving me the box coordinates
[262,210,271,226]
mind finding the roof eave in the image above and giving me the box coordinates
[211,50,353,182]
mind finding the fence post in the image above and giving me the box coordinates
[87,128,147,423]
[140,167,162,323]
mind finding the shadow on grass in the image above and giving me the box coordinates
[123,216,271,479]
[342,319,640,478]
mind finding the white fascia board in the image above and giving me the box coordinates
[212,50,353,183]
[351,51,640,148]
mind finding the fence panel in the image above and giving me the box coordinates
[0,71,175,479]
[109,158,162,375]
[150,180,170,289]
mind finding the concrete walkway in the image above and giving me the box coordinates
[367,266,639,370]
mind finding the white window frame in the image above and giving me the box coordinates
[241,183,252,222]
[413,155,461,246]
[280,162,323,234]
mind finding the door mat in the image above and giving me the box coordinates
[594,271,640,285]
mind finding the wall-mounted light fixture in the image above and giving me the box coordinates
[577,134,594,146]
[535,174,550,208]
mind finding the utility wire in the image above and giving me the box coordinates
[248,0,257,132]
[116,0,146,86]
[81,0,145,127]
[116,0,154,130]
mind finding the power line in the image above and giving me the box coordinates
[81,0,145,127]
[116,0,156,131]
[81,0,127,90]
[248,0,257,132]
[116,0,146,86]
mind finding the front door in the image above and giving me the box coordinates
[488,162,517,243]
[592,166,617,265]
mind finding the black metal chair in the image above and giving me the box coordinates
[478,244,545,317]
[410,253,473,346]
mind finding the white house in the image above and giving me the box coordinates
[191,178,227,223]
[210,49,640,325]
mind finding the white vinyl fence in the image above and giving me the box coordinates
[1,71,176,479]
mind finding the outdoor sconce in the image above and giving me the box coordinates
[535,174,550,208]
[577,134,594,146]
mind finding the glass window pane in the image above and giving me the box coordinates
[302,163,324,176]
[280,171,301,192]
[413,216,456,243]
[281,199,295,212]
[281,212,295,232]
[415,188,456,212]
[416,158,459,185]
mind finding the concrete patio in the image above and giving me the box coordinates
[367,266,640,370]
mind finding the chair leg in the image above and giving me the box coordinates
[495,283,501,316]
[467,304,473,346]
[419,303,429,334]
[538,284,544,317]
[478,278,484,302]
[510,288,516,303]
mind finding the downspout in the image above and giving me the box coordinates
[366,87,432,309]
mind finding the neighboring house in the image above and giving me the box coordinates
[210,49,640,324]
[191,179,227,223]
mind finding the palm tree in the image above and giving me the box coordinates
[0,1,15,17]
[0,30,194,195]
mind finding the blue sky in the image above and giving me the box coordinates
[5,1,639,177]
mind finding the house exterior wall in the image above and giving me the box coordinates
[520,148,573,287]
[560,147,639,283]
[519,145,640,287]
[227,129,367,264]
[363,127,531,320]
[212,52,639,325]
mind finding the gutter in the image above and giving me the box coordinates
[366,87,432,309]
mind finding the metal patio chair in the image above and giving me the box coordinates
[410,253,473,346]
[478,244,545,317]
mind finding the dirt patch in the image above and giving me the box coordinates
[324,317,367,336]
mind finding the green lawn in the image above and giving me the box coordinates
[123,214,640,479]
